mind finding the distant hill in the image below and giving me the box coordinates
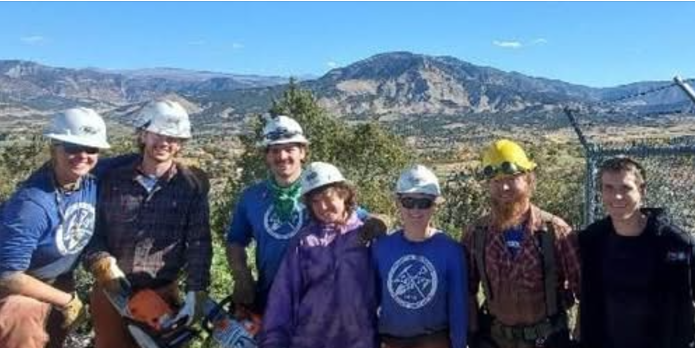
[0,53,692,134]
[205,52,693,120]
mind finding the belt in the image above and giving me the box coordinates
[490,314,567,343]
[381,329,450,348]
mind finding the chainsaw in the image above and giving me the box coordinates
[103,278,261,348]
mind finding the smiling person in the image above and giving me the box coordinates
[0,108,110,348]
[462,139,580,348]
[225,115,386,316]
[259,162,379,348]
[578,157,695,348]
[372,165,467,348]
[84,99,212,348]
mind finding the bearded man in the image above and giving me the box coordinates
[462,139,580,348]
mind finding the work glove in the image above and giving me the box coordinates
[56,292,87,331]
[173,291,207,326]
[231,273,256,307]
[90,256,127,293]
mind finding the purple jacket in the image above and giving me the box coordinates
[258,212,379,348]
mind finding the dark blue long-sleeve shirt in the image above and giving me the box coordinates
[372,229,468,348]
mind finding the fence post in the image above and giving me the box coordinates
[674,76,695,104]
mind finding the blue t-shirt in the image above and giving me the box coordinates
[503,225,525,257]
[227,181,309,306]
[372,229,468,348]
[0,164,97,281]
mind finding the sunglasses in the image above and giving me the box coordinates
[482,161,526,179]
[61,143,100,155]
[399,196,435,210]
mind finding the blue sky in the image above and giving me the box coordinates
[0,2,693,87]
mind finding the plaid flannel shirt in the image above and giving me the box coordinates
[85,160,212,291]
[462,205,581,326]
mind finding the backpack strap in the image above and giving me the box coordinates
[536,217,559,317]
[474,224,493,302]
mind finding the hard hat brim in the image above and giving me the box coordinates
[258,135,310,148]
[45,133,111,149]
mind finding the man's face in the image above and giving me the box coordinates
[53,143,100,183]
[488,173,531,204]
[601,170,644,221]
[265,143,306,181]
[488,173,533,229]
[140,131,183,163]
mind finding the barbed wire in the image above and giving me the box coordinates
[597,77,694,106]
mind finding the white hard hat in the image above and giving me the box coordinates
[44,107,111,149]
[396,165,441,197]
[300,162,347,196]
[138,100,191,139]
[258,115,309,147]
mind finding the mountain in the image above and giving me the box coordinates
[209,52,693,119]
[0,60,288,117]
[1,53,692,132]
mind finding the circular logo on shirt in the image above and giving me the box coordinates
[264,203,305,240]
[387,254,438,309]
[55,202,96,255]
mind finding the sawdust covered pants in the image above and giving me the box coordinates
[90,282,179,348]
[0,275,75,348]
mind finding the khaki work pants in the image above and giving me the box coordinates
[0,276,75,348]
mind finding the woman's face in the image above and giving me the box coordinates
[397,193,437,229]
[310,186,348,224]
[52,143,99,184]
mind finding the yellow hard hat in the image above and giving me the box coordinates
[481,139,536,178]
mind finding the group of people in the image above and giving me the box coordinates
[0,100,692,348]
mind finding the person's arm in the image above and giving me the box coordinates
[448,243,468,348]
[556,223,581,301]
[257,241,303,348]
[0,198,72,307]
[460,225,480,333]
[83,181,112,269]
[226,192,256,305]
[185,183,213,292]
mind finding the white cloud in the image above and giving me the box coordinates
[327,61,339,69]
[493,40,522,49]
[231,42,244,49]
[531,38,548,45]
[20,35,45,44]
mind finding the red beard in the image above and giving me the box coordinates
[490,189,532,231]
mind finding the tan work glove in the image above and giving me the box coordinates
[56,292,86,331]
[90,256,127,293]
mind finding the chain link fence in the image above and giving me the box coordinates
[564,76,695,232]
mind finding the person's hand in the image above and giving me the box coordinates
[90,256,127,293]
[56,292,86,330]
[172,291,207,326]
[231,275,256,307]
[360,214,390,245]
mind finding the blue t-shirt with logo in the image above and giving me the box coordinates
[0,165,97,281]
[371,229,468,348]
[227,181,309,306]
